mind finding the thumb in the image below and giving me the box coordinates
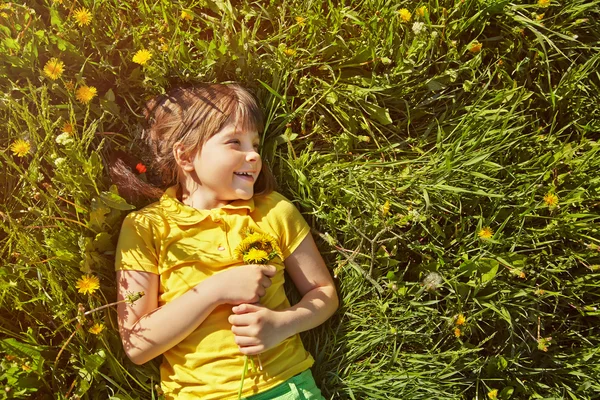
[260,264,277,277]
[232,303,262,314]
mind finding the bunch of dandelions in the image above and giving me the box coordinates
[234,230,282,399]
[234,231,283,265]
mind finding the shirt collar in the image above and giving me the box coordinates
[160,186,255,226]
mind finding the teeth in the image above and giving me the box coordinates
[235,172,251,176]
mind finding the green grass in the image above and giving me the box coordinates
[1,0,599,399]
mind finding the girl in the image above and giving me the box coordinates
[114,83,338,400]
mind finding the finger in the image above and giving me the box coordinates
[231,324,255,336]
[260,264,277,277]
[233,335,260,347]
[228,313,253,325]
[232,303,262,315]
[260,276,272,289]
[238,345,265,356]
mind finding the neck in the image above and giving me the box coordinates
[177,184,231,210]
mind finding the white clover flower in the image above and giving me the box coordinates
[55,132,74,146]
[412,22,425,35]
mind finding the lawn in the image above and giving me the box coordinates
[1,0,599,399]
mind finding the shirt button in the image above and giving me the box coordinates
[217,246,226,251]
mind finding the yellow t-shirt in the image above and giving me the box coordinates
[115,187,314,399]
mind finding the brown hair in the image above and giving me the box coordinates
[108,83,276,203]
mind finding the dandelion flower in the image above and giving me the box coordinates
[382,200,391,216]
[234,231,283,264]
[454,327,461,337]
[284,48,296,56]
[89,323,104,335]
[243,248,270,264]
[73,7,92,27]
[76,274,100,295]
[397,8,411,22]
[423,271,443,292]
[135,163,147,174]
[295,16,306,26]
[10,139,31,158]
[488,389,498,399]
[543,192,558,207]
[180,10,193,20]
[456,313,466,326]
[132,49,152,65]
[538,0,550,7]
[64,80,75,92]
[535,13,545,20]
[416,6,427,17]
[62,122,74,134]
[75,85,97,104]
[43,58,64,80]
[21,364,32,371]
[469,41,483,53]
[478,226,493,239]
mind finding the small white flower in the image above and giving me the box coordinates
[412,22,425,35]
[55,132,74,146]
[54,157,66,167]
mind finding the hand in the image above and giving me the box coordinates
[228,303,289,355]
[212,264,276,305]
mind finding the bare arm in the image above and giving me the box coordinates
[278,232,339,337]
[117,264,276,365]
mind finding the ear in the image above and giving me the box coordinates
[173,142,196,172]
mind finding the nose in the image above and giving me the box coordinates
[245,149,260,163]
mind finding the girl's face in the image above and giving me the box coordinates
[186,117,262,208]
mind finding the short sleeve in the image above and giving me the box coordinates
[262,193,311,260]
[115,212,160,274]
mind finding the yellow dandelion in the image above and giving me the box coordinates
[535,13,545,20]
[454,327,461,338]
[64,80,75,92]
[21,364,32,372]
[284,48,296,56]
[488,389,498,399]
[538,0,550,7]
[180,10,193,20]
[456,313,466,326]
[10,139,31,158]
[43,58,64,80]
[234,231,283,264]
[160,43,169,52]
[469,41,483,53]
[295,16,306,26]
[382,200,391,216]
[243,248,270,264]
[75,85,97,104]
[76,274,100,295]
[416,6,427,17]
[0,12,8,19]
[478,226,493,239]
[543,192,558,207]
[397,8,411,22]
[89,323,104,335]
[62,122,74,134]
[132,49,152,65]
[73,7,92,27]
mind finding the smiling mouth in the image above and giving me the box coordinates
[234,172,255,182]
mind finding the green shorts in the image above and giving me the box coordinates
[244,369,325,400]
